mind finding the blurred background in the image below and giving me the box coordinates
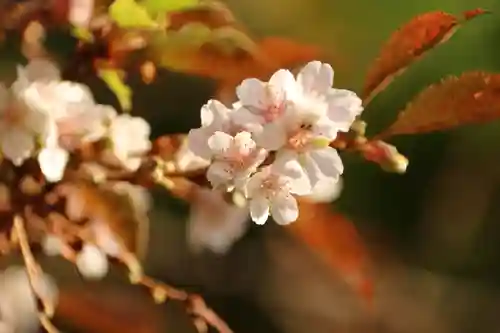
[3,0,500,332]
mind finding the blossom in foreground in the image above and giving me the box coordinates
[188,99,244,160]
[206,131,267,191]
[244,161,311,225]
[186,60,362,225]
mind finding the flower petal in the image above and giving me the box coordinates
[188,188,249,254]
[269,69,298,99]
[233,131,256,155]
[201,99,231,127]
[309,146,343,180]
[297,61,334,95]
[38,146,69,182]
[306,176,343,203]
[236,78,266,108]
[325,89,363,132]
[187,127,212,160]
[208,131,233,155]
[249,196,270,225]
[255,121,287,151]
[270,193,298,225]
[206,161,233,189]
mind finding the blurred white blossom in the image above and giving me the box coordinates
[0,266,58,333]
[188,187,249,254]
[76,243,109,279]
[105,114,151,171]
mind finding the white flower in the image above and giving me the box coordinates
[305,176,343,203]
[188,99,245,160]
[206,131,267,191]
[76,243,109,280]
[42,235,64,256]
[106,114,151,171]
[188,187,249,254]
[244,161,311,225]
[37,123,69,183]
[0,83,49,165]
[296,61,363,132]
[175,138,210,173]
[0,267,58,333]
[235,69,298,125]
[69,0,95,28]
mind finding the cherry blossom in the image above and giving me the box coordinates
[188,99,245,160]
[205,131,267,191]
[188,187,249,254]
[0,267,58,333]
[76,243,109,279]
[0,79,50,166]
[244,161,311,225]
[105,114,151,171]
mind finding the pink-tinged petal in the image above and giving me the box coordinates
[206,161,233,188]
[273,149,302,178]
[297,61,334,95]
[309,146,343,180]
[269,69,298,99]
[187,127,212,160]
[249,196,270,225]
[325,89,363,132]
[188,188,249,254]
[207,131,233,155]
[306,176,343,203]
[236,78,267,108]
[1,127,34,166]
[69,0,95,28]
[255,121,287,151]
[245,169,269,198]
[270,193,298,225]
[312,117,339,141]
[38,146,69,182]
[231,107,264,132]
[201,99,230,127]
[233,131,256,155]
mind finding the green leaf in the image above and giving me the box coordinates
[109,0,159,28]
[71,26,94,42]
[141,0,199,16]
[98,68,133,112]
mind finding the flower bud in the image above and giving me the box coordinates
[361,140,409,174]
[76,244,109,280]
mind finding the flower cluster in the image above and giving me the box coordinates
[187,61,363,225]
[0,58,151,182]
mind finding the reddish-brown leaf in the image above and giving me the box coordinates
[286,199,373,304]
[362,9,489,105]
[377,71,500,138]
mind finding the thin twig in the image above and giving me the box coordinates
[13,215,59,333]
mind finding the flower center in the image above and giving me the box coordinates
[261,175,289,198]
[287,125,314,151]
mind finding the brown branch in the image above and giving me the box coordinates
[13,215,59,333]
